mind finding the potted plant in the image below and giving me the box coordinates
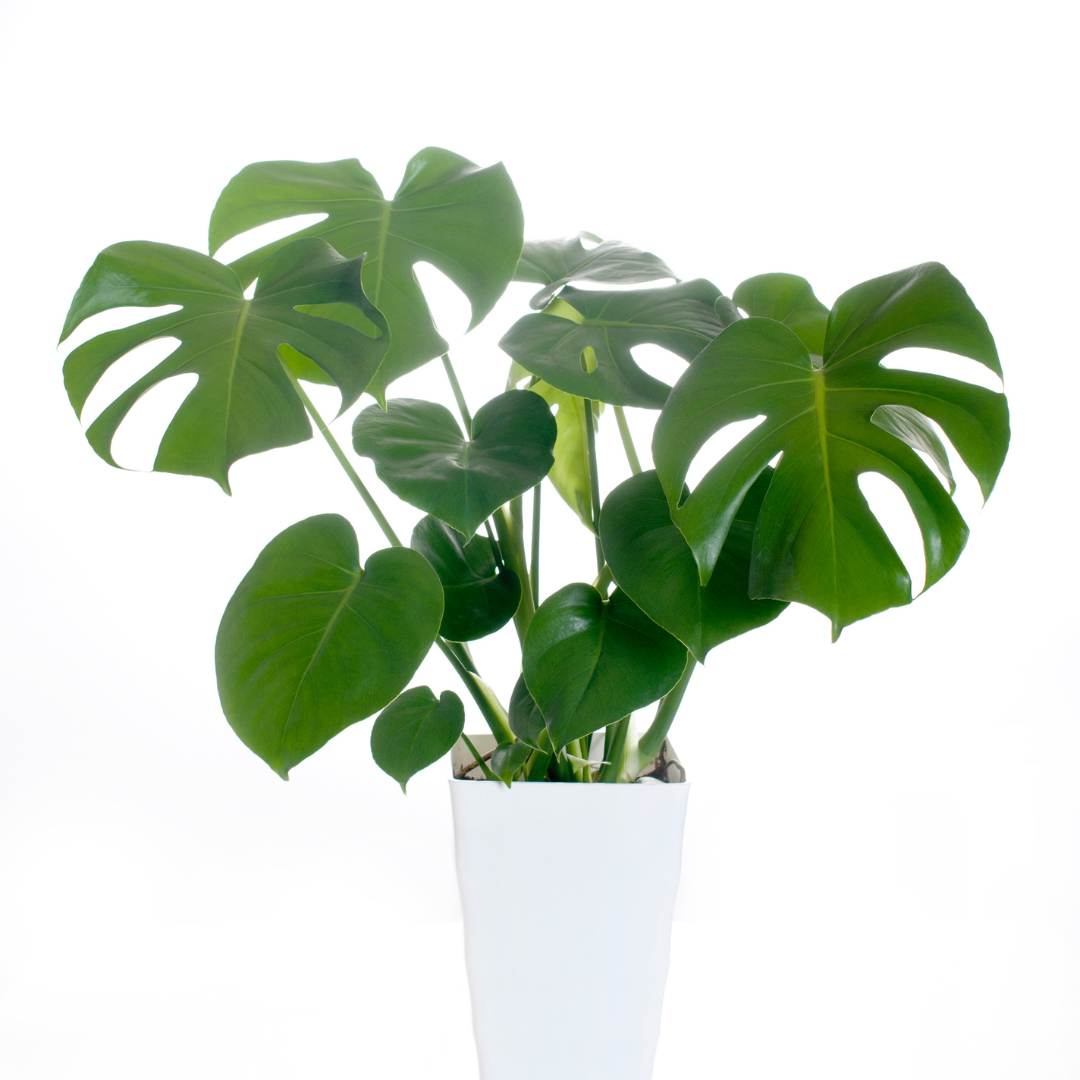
[58,147,1010,1080]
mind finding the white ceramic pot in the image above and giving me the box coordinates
[450,767,690,1080]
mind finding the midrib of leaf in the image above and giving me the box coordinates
[370,199,393,308]
[812,368,840,630]
[223,300,251,458]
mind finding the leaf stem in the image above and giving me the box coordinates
[495,501,536,643]
[530,483,541,608]
[598,715,631,783]
[614,407,642,474]
[583,398,604,575]
[460,733,500,782]
[278,356,402,547]
[437,640,514,743]
[637,654,695,766]
[441,353,473,437]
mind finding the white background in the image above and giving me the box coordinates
[1,0,1077,1076]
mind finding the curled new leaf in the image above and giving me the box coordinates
[209,148,524,403]
[352,390,556,538]
[411,515,521,641]
[653,262,1009,638]
[60,238,388,492]
[215,514,444,778]
[371,687,465,792]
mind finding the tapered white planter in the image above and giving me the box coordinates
[450,772,690,1080]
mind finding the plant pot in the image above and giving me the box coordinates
[449,743,690,1080]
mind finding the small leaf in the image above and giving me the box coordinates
[600,469,788,661]
[411,515,521,640]
[352,390,556,538]
[514,232,677,310]
[209,149,524,403]
[733,272,829,355]
[490,740,532,784]
[507,673,546,748]
[371,687,465,792]
[60,238,388,492]
[215,514,444,778]
[499,280,728,408]
[523,585,687,750]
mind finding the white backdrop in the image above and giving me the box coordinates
[1,1,1077,1077]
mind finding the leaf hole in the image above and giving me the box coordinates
[78,336,181,428]
[61,305,182,352]
[578,232,602,249]
[579,346,598,373]
[109,372,198,471]
[880,347,1004,394]
[212,213,328,266]
[413,260,472,340]
[684,416,768,493]
[627,343,686,386]
[857,472,926,596]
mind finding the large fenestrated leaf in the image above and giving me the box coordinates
[370,686,465,792]
[522,584,687,749]
[352,390,556,538]
[410,514,521,641]
[600,469,787,661]
[499,280,729,408]
[653,262,1010,639]
[208,149,524,404]
[60,238,388,492]
[215,514,443,778]
[514,232,676,310]
[508,360,603,531]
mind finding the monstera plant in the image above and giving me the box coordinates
[59,148,1010,788]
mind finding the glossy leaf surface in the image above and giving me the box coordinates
[215,514,443,778]
[61,238,387,492]
[507,673,546,748]
[410,515,521,641]
[209,149,524,403]
[733,272,829,354]
[523,585,687,749]
[352,390,556,538]
[653,263,1009,638]
[514,232,676,309]
[499,280,728,408]
[491,740,532,783]
[600,469,787,661]
[370,686,465,792]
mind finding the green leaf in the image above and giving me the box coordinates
[208,149,524,404]
[60,238,388,492]
[871,404,956,495]
[352,389,556,538]
[215,514,444,778]
[410,515,521,641]
[732,272,829,355]
[499,280,728,408]
[370,686,465,792]
[514,232,676,310]
[653,263,1009,639]
[507,673,546,748]
[600,469,787,661]
[490,740,532,783]
[522,585,687,750]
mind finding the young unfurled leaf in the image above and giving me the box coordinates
[514,232,676,310]
[353,390,556,538]
[523,585,687,750]
[653,263,1009,638]
[209,149,524,403]
[490,740,532,784]
[60,238,388,492]
[411,515,521,641]
[600,469,787,661]
[371,687,466,792]
[215,515,443,778]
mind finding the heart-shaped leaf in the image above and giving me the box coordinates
[522,585,687,750]
[653,263,1010,638]
[732,272,829,354]
[60,238,388,492]
[508,361,603,531]
[370,686,465,792]
[600,469,788,661]
[490,740,533,783]
[215,514,444,778]
[507,672,546,748]
[499,280,729,408]
[209,148,524,404]
[410,515,521,641]
[514,232,676,310]
[352,389,556,538]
